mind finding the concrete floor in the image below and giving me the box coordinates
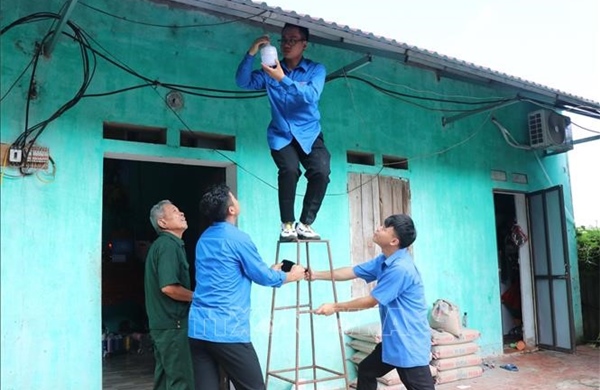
[436,345,599,390]
[103,345,600,389]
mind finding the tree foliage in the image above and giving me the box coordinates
[577,227,600,274]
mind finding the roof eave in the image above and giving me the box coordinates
[165,0,600,118]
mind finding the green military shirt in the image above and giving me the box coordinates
[144,232,191,330]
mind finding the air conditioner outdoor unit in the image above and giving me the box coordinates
[527,109,573,153]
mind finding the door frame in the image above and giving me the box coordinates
[494,191,536,348]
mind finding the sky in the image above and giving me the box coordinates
[264,0,600,227]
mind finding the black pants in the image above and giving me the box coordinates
[270,134,331,225]
[189,338,265,390]
[357,343,435,390]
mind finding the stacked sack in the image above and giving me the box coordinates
[429,299,484,385]
[344,323,437,390]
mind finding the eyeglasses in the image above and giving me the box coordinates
[278,38,306,46]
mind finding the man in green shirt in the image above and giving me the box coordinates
[144,200,194,390]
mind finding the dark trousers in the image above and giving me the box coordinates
[150,329,195,390]
[189,338,265,390]
[357,343,435,390]
[270,134,331,225]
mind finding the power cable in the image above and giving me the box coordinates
[152,86,279,192]
[0,56,35,102]
[356,72,514,101]
[329,74,517,106]
[571,121,600,135]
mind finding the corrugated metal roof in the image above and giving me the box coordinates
[167,0,600,118]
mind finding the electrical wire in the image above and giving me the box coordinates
[68,29,266,99]
[66,21,513,106]
[405,112,492,163]
[153,86,279,192]
[491,118,532,150]
[1,11,267,179]
[517,98,600,135]
[329,74,517,106]
[2,12,97,175]
[25,19,96,155]
[355,71,514,101]
[571,121,600,135]
[3,11,599,118]
[34,156,56,183]
[0,56,35,102]
[2,10,596,189]
[3,12,526,113]
[522,97,600,120]
[82,83,155,98]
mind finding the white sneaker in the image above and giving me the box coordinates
[280,222,298,241]
[295,222,320,240]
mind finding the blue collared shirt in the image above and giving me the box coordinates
[235,53,326,154]
[188,222,286,342]
[354,249,431,368]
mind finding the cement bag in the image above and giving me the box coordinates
[347,339,378,354]
[431,328,480,345]
[431,342,479,359]
[429,299,462,337]
[435,365,483,384]
[377,366,437,386]
[430,354,483,371]
[350,351,369,365]
[345,322,382,343]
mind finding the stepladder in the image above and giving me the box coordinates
[265,239,350,389]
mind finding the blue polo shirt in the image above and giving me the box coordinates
[188,222,286,343]
[354,249,431,368]
[235,54,326,154]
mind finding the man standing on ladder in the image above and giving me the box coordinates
[308,214,435,390]
[236,23,331,242]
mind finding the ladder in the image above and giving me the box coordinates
[265,239,349,389]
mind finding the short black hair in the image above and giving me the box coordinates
[282,23,309,41]
[384,214,417,249]
[200,184,232,223]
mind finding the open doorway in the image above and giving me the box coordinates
[493,192,533,353]
[101,157,225,383]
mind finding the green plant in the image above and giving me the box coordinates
[577,227,600,273]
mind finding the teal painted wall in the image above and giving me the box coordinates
[0,0,582,388]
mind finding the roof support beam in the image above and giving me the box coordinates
[573,134,600,145]
[43,0,79,57]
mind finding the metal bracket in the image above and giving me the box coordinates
[326,55,372,81]
[43,0,79,57]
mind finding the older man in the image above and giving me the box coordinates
[144,200,194,390]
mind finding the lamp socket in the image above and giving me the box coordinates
[9,148,22,163]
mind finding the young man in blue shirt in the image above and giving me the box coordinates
[309,214,435,390]
[236,23,330,242]
[188,184,306,390]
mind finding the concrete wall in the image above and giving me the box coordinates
[0,0,582,388]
